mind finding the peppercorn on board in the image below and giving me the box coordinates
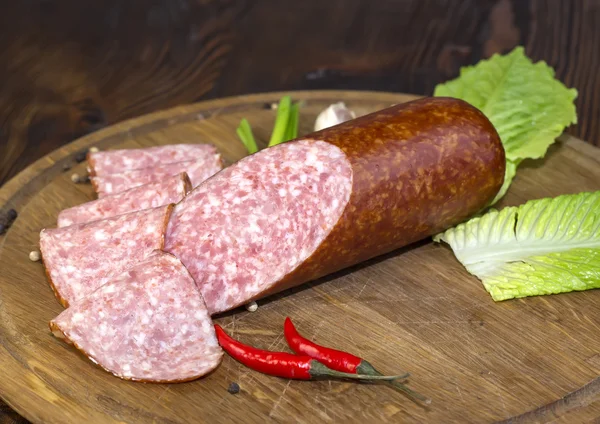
[1,91,600,424]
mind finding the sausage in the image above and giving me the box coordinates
[164,97,506,314]
[57,173,191,227]
[87,143,219,177]
[49,251,223,382]
[91,154,223,197]
[90,159,222,198]
[41,205,173,307]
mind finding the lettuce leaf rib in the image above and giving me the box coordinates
[436,191,600,300]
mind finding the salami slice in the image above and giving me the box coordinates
[164,97,505,314]
[58,173,191,227]
[87,143,219,176]
[91,155,223,197]
[50,251,223,382]
[41,205,173,307]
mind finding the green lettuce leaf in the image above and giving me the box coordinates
[434,46,577,202]
[434,191,600,301]
[434,46,577,161]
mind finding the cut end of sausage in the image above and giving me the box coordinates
[165,140,353,314]
[49,251,223,382]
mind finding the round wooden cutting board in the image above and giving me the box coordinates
[1,91,599,424]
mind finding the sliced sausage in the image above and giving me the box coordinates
[50,251,223,382]
[87,143,219,176]
[91,154,223,198]
[41,205,173,307]
[164,97,506,314]
[58,173,191,227]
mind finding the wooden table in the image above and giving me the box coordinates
[0,1,598,423]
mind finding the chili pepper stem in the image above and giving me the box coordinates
[358,361,430,404]
[386,381,432,405]
[309,361,408,381]
[356,360,409,379]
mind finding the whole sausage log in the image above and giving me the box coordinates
[165,97,506,314]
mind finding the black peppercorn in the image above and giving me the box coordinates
[227,382,240,394]
[6,208,17,221]
[75,149,89,163]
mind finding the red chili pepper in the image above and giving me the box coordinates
[283,317,431,404]
[214,325,406,381]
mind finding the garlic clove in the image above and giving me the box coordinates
[314,102,356,131]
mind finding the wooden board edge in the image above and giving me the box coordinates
[559,133,600,163]
[497,376,600,423]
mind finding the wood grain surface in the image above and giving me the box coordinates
[1,0,599,189]
[0,91,599,424]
